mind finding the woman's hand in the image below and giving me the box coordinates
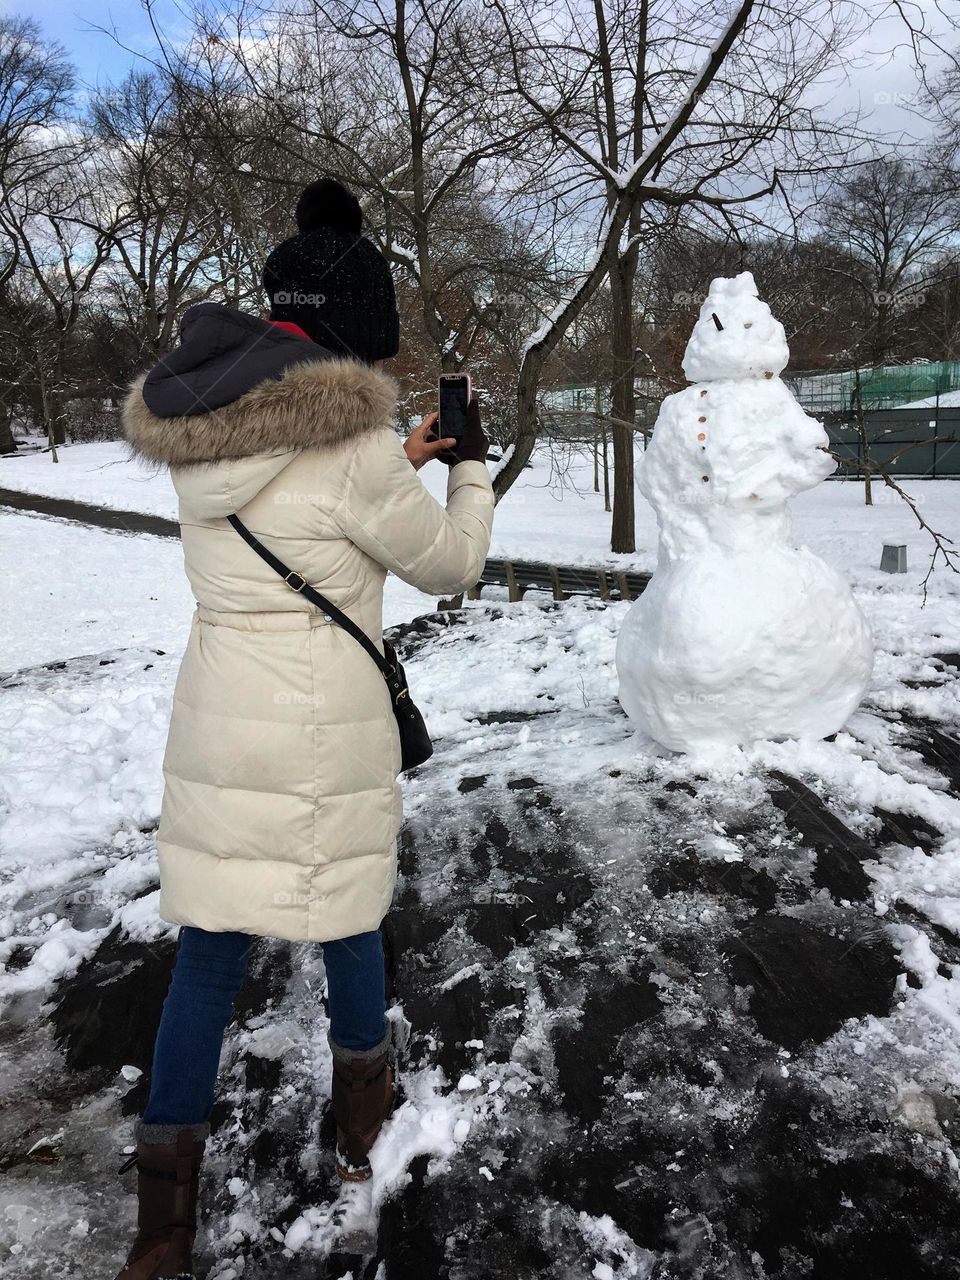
[429,399,490,467]
[448,398,488,464]
[404,413,456,470]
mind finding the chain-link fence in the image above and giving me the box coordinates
[541,366,960,477]
[786,362,960,414]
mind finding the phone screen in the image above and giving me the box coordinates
[439,376,470,439]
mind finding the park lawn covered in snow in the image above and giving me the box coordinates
[0,438,642,569]
[2,429,960,1274]
[0,510,451,671]
[0,513,195,669]
[1,441,181,518]
[3,437,958,581]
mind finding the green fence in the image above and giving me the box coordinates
[542,365,960,477]
[786,362,960,414]
[545,362,960,421]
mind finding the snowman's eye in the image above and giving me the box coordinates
[744,322,753,329]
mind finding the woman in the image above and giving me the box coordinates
[115,179,494,1279]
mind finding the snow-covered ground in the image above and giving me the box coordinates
[0,510,442,672]
[0,514,194,669]
[3,437,958,582]
[1,439,643,569]
[1,441,180,517]
[2,442,960,1276]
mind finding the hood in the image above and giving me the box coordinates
[122,305,398,518]
[141,303,330,418]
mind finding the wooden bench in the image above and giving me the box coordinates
[439,559,652,609]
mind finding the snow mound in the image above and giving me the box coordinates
[617,546,874,749]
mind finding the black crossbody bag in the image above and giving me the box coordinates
[227,514,433,772]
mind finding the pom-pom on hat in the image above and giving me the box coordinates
[295,178,363,235]
[263,178,400,365]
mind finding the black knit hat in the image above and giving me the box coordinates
[262,178,400,364]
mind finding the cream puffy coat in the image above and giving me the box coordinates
[124,355,493,942]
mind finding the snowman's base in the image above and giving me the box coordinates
[616,546,874,752]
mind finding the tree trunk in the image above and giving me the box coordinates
[493,356,543,500]
[0,412,16,454]
[602,424,610,512]
[48,391,68,446]
[38,365,60,463]
[871,302,892,367]
[593,386,601,492]
[607,246,637,553]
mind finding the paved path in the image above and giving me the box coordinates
[0,487,179,538]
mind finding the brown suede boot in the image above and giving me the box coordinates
[114,1122,207,1279]
[330,1029,394,1182]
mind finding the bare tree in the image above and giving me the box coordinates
[0,17,74,283]
[134,0,551,384]
[911,254,960,360]
[1,148,115,451]
[485,0,865,551]
[84,0,555,441]
[0,17,75,450]
[101,1,864,553]
[817,155,959,365]
[84,70,257,362]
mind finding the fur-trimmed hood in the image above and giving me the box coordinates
[123,306,399,521]
[124,357,398,468]
[122,304,398,468]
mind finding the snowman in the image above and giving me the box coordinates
[615,271,873,751]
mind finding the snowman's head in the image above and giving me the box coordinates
[682,272,789,383]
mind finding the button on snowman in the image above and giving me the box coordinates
[616,271,873,751]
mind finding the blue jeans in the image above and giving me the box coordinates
[142,926,386,1126]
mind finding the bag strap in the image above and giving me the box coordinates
[226,514,391,678]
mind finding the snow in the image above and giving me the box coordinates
[897,388,960,410]
[0,510,443,671]
[0,442,178,518]
[0,511,193,669]
[4,436,958,583]
[1,427,960,1273]
[7,533,952,1006]
[618,274,874,751]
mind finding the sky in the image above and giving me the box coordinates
[2,0,190,89]
[3,0,957,147]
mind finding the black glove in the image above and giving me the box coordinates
[434,397,488,466]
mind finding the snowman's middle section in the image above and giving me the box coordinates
[639,377,835,564]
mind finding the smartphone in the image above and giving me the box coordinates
[438,373,472,441]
